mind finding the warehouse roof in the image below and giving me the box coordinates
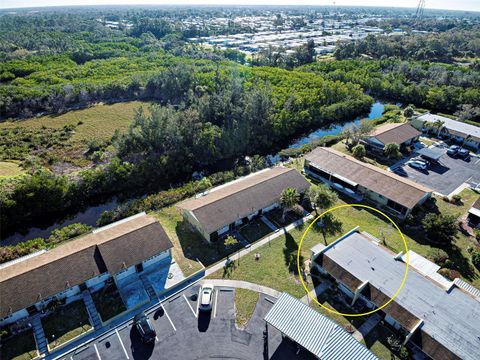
[370,122,421,145]
[0,213,172,318]
[178,167,310,234]
[264,292,378,360]
[314,231,480,360]
[304,147,431,209]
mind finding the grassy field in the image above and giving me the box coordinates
[0,101,148,142]
[0,101,150,170]
[0,161,24,178]
[0,330,38,360]
[234,288,259,329]
[42,300,92,350]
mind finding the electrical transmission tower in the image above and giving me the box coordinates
[415,0,426,19]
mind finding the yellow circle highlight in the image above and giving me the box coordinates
[297,203,409,317]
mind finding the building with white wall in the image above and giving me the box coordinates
[178,167,310,242]
[0,213,172,327]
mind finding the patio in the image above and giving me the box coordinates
[143,258,185,295]
[115,274,150,309]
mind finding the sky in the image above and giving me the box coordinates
[1,0,479,12]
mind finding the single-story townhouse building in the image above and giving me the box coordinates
[264,292,378,360]
[365,122,421,151]
[412,113,480,151]
[0,212,173,327]
[467,198,480,226]
[304,147,432,218]
[310,229,480,360]
[178,167,310,242]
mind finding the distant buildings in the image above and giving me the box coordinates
[310,229,480,360]
[178,167,310,242]
[304,147,432,218]
[0,213,173,327]
[412,113,480,151]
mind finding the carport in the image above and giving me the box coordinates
[415,147,445,162]
[264,292,378,359]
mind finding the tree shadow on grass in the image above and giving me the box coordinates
[283,231,303,275]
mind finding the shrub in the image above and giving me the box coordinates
[473,228,480,240]
[451,194,462,205]
[472,250,480,270]
[428,249,449,267]
[438,268,461,281]
[422,213,458,245]
[384,143,401,159]
[352,144,366,159]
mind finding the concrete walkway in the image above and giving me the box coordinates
[201,279,281,298]
[352,313,382,342]
[206,213,313,277]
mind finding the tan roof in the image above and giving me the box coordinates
[0,213,172,318]
[304,147,431,209]
[370,122,421,145]
[178,167,310,234]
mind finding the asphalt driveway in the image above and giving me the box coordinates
[59,285,313,360]
[394,152,480,195]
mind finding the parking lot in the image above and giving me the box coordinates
[59,284,313,360]
[394,151,480,195]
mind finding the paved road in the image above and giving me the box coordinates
[59,284,313,360]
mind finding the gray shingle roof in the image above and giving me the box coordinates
[304,147,431,209]
[178,167,310,234]
[264,292,378,360]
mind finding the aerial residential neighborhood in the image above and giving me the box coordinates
[1,2,480,360]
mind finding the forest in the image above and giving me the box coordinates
[1,6,479,238]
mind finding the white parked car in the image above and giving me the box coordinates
[199,284,214,311]
[407,160,427,170]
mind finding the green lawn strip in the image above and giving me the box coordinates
[152,207,242,274]
[238,219,273,243]
[0,161,24,178]
[0,330,38,360]
[234,288,259,329]
[41,300,92,349]
[91,283,126,322]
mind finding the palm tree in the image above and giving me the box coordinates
[280,187,300,223]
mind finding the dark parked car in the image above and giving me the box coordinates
[457,148,470,159]
[134,312,156,343]
[447,145,460,156]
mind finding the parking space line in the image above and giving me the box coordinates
[94,344,102,360]
[183,294,197,318]
[116,329,129,359]
[213,289,218,318]
[161,304,176,331]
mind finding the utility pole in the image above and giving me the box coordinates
[415,0,426,19]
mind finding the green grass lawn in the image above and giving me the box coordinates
[238,218,273,243]
[0,330,38,360]
[91,283,126,322]
[0,101,149,169]
[152,207,242,275]
[234,288,259,329]
[362,322,404,360]
[0,101,148,142]
[0,161,24,178]
[42,300,92,350]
